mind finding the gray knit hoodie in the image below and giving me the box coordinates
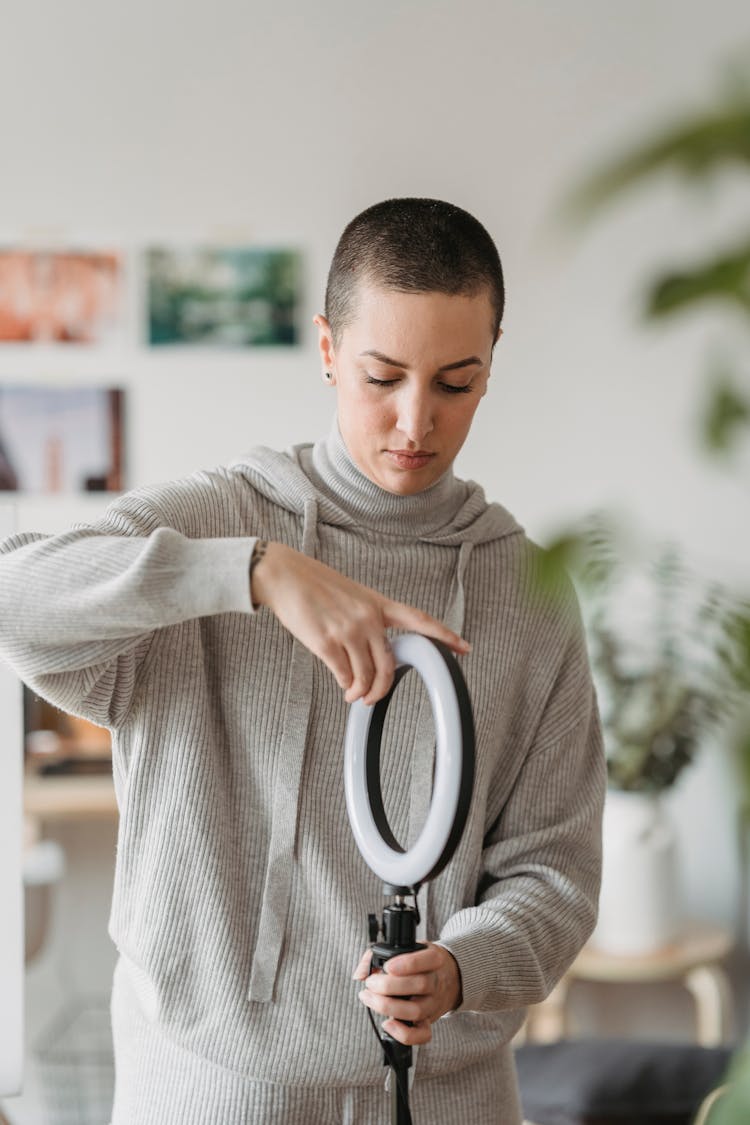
[0,416,605,1122]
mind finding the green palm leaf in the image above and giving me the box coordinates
[563,97,750,224]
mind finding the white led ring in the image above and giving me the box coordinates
[344,633,475,889]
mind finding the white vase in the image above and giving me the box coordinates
[592,788,683,955]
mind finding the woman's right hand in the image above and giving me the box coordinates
[250,541,470,706]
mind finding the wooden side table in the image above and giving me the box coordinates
[523,923,734,1046]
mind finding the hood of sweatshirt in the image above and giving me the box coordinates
[230,415,523,1006]
[232,412,521,551]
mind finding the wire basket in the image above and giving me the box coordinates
[34,996,114,1125]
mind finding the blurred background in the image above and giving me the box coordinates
[1,1,749,1121]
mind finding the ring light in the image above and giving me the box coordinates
[344,633,475,890]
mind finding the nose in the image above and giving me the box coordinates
[396,388,434,446]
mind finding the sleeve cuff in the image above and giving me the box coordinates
[433,931,493,1013]
[168,533,259,618]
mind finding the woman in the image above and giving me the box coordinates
[0,198,605,1124]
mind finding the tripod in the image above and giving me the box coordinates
[367,885,425,1125]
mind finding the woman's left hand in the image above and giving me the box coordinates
[352,941,462,1045]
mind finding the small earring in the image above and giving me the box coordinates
[325,371,333,381]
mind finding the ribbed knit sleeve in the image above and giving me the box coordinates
[436,608,606,1014]
[0,483,257,728]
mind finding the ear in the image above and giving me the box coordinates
[313,314,336,378]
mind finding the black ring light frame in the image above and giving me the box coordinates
[363,646,475,890]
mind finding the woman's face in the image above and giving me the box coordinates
[314,280,500,495]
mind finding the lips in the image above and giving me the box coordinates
[385,450,437,470]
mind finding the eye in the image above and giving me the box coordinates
[439,383,472,395]
[365,375,399,387]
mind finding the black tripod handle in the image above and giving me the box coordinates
[365,898,423,1124]
[369,901,426,1028]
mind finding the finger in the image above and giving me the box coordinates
[352,950,372,981]
[382,1017,432,1046]
[382,601,470,655]
[363,971,432,997]
[358,989,427,1025]
[362,636,396,706]
[318,637,354,693]
[384,945,444,976]
[343,637,376,703]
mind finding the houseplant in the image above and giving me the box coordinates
[583,533,727,795]
[553,518,737,952]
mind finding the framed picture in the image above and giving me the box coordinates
[0,250,123,344]
[146,245,301,346]
[0,385,124,493]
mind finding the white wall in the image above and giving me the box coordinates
[3,1,747,559]
[2,0,748,1048]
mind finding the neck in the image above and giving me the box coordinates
[307,415,469,537]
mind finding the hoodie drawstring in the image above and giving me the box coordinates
[446,540,473,640]
[248,499,319,1003]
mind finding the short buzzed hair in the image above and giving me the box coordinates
[324,197,505,349]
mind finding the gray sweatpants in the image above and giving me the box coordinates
[113,1049,522,1124]
[202,1052,523,1123]
[111,958,523,1124]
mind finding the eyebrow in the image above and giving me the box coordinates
[358,349,483,372]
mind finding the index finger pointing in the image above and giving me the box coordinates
[382,602,471,655]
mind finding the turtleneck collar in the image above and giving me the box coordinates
[232,411,521,547]
[303,414,471,539]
